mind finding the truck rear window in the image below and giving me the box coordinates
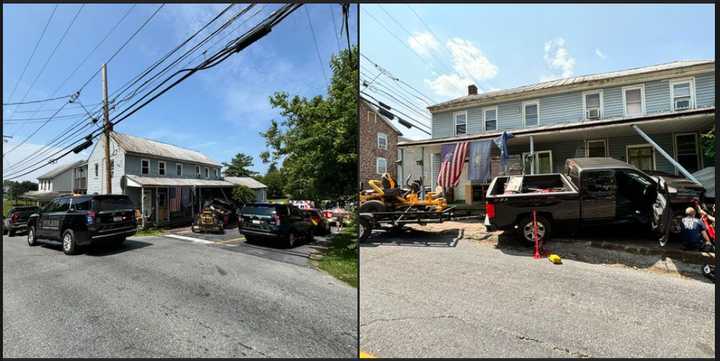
[92,197,134,211]
[240,206,277,216]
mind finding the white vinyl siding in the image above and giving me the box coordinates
[622,85,645,116]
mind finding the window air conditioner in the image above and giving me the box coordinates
[586,108,601,119]
[674,98,690,110]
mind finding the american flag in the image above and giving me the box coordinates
[170,187,181,212]
[437,142,469,188]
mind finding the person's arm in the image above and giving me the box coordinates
[699,208,715,223]
[701,230,710,243]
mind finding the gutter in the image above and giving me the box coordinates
[398,107,714,147]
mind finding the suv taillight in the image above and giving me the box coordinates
[485,202,495,219]
[10,212,19,223]
[323,211,333,219]
[272,212,281,226]
[86,210,96,225]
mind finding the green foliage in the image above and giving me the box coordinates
[222,153,258,177]
[701,127,715,165]
[260,46,358,201]
[3,180,38,201]
[231,185,256,205]
[256,162,285,199]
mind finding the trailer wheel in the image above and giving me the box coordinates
[359,200,385,213]
[516,215,551,246]
[358,217,372,242]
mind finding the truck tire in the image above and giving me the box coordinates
[8,229,15,237]
[359,200,386,213]
[62,229,78,255]
[27,226,38,246]
[516,215,551,246]
[358,216,372,242]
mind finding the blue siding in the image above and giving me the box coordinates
[467,107,483,134]
[498,102,522,130]
[645,79,671,114]
[432,111,453,138]
[540,92,583,125]
[125,155,221,179]
[696,72,715,108]
[603,87,623,118]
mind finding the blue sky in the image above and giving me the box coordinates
[360,4,715,140]
[3,3,356,181]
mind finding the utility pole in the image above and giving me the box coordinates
[102,64,112,194]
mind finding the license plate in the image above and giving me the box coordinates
[113,216,122,222]
[252,220,262,224]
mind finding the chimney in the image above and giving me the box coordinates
[468,84,478,95]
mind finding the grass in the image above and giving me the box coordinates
[134,228,168,237]
[3,199,36,217]
[315,224,358,288]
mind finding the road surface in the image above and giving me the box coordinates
[3,233,357,358]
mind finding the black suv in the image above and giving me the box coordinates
[27,194,137,255]
[237,203,313,248]
[3,205,40,236]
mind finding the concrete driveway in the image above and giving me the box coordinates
[3,233,357,358]
[360,230,714,358]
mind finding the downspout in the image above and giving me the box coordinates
[630,124,701,184]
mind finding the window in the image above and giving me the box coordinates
[205,167,209,178]
[214,168,219,178]
[141,159,149,175]
[583,90,603,120]
[377,133,388,150]
[622,85,645,116]
[626,145,655,171]
[158,161,166,176]
[195,166,201,177]
[95,163,99,177]
[522,150,552,174]
[376,157,387,174]
[670,78,695,111]
[522,100,539,127]
[368,110,376,123]
[674,133,700,173]
[176,163,183,176]
[454,111,467,135]
[483,107,497,131]
[585,139,608,157]
[73,198,91,211]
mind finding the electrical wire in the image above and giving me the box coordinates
[361,92,432,134]
[3,94,72,106]
[360,53,436,104]
[305,6,329,86]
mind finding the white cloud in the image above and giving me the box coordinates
[542,37,576,81]
[2,141,90,182]
[408,32,439,57]
[446,38,498,81]
[595,48,607,59]
[424,74,475,98]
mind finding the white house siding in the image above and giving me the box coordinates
[86,136,125,195]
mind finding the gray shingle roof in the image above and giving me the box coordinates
[37,160,87,179]
[111,132,221,166]
[224,176,267,189]
[429,60,714,111]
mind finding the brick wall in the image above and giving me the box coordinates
[359,101,400,189]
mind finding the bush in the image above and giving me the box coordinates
[232,185,256,205]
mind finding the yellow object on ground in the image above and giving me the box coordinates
[548,254,562,264]
[359,351,376,358]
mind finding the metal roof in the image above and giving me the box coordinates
[223,176,267,189]
[111,132,221,166]
[37,160,87,179]
[125,175,233,188]
[429,60,714,111]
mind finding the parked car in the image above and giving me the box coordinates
[237,203,313,248]
[484,157,703,246]
[304,208,331,236]
[3,205,40,236]
[27,194,137,255]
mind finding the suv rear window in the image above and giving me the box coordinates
[92,197,134,211]
[240,205,278,216]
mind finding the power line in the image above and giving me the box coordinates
[3,93,73,106]
[360,53,436,105]
[4,4,59,105]
[360,91,432,133]
[304,6,328,85]
[3,112,89,122]
[363,78,432,121]
[328,4,342,53]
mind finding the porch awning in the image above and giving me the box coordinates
[125,175,234,188]
[20,191,64,202]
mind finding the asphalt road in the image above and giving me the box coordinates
[3,233,357,358]
[360,235,715,358]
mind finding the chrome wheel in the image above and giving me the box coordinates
[27,228,34,245]
[63,233,72,252]
[522,222,545,242]
[288,233,296,248]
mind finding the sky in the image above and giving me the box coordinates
[360,3,715,140]
[3,3,357,182]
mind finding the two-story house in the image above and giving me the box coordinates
[87,132,265,227]
[36,160,88,195]
[398,60,715,204]
[359,98,404,188]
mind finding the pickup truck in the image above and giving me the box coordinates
[484,157,705,246]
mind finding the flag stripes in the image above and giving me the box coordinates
[437,141,469,188]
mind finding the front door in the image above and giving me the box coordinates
[157,188,169,224]
[143,189,155,226]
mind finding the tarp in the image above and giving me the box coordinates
[493,131,514,169]
[468,140,493,183]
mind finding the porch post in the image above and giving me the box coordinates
[140,186,145,229]
[529,135,535,175]
[630,124,701,184]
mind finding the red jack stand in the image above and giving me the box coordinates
[533,210,541,259]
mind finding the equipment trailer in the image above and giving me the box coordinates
[358,206,484,241]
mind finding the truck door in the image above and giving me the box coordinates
[650,177,672,247]
[580,170,616,224]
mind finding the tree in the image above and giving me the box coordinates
[701,126,715,165]
[222,153,258,177]
[231,185,256,205]
[260,46,357,201]
[3,180,38,201]
[257,163,285,199]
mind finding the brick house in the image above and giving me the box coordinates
[359,98,403,189]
